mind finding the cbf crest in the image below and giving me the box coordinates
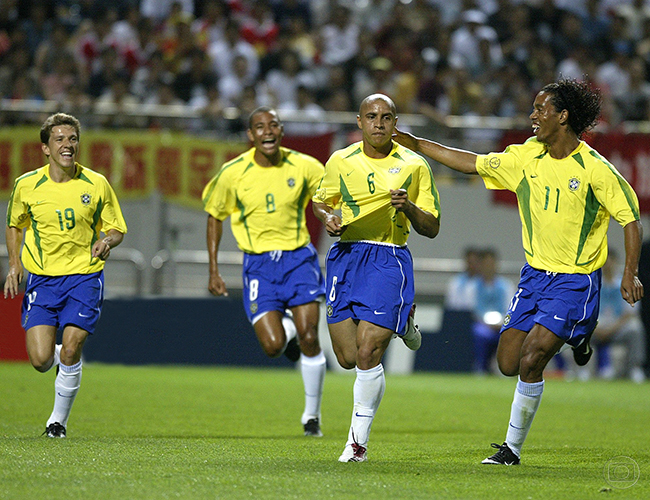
[81,192,92,205]
[287,178,296,188]
[568,177,580,191]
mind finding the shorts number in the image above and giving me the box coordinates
[266,193,276,213]
[26,291,37,311]
[249,279,259,301]
[367,173,375,194]
[56,208,76,230]
[328,276,338,302]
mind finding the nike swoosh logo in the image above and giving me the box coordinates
[346,171,354,176]
[373,310,386,315]
[355,412,372,418]
[553,315,565,321]
[57,392,74,398]
[530,175,538,178]
[78,312,91,318]
[509,423,524,430]
[309,289,321,295]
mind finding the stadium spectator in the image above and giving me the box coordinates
[86,45,123,99]
[19,3,53,58]
[394,78,643,465]
[218,53,257,107]
[94,72,143,128]
[239,0,279,58]
[189,84,226,133]
[285,15,318,68]
[202,107,328,437]
[192,0,229,50]
[130,50,172,102]
[271,0,313,31]
[1,0,650,128]
[208,19,259,83]
[445,247,482,312]
[317,4,359,89]
[616,57,650,122]
[34,22,75,81]
[312,94,440,462]
[278,84,331,136]
[579,0,611,51]
[39,53,78,102]
[353,56,397,108]
[263,49,317,108]
[595,42,634,102]
[3,112,127,438]
[140,0,193,26]
[172,48,218,103]
[449,9,502,77]
[549,10,587,64]
[471,248,515,375]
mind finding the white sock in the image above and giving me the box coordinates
[300,351,326,424]
[281,315,297,351]
[47,360,82,427]
[47,344,62,372]
[505,377,544,457]
[346,364,385,447]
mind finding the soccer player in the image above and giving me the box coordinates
[202,107,327,437]
[394,78,644,464]
[4,112,127,438]
[312,93,440,462]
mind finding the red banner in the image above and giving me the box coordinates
[493,131,650,213]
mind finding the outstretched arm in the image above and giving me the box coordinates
[621,220,644,305]
[394,128,479,175]
[207,215,228,296]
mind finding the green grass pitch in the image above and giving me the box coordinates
[0,362,647,499]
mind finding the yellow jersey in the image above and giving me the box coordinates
[313,141,440,245]
[6,163,127,276]
[202,146,324,253]
[477,137,640,273]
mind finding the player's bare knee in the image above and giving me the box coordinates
[497,360,519,377]
[335,353,356,370]
[30,356,53,372]
[297,330,319,349]
[519,352,546,380]
[496,352,520,376]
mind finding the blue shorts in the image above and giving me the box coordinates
[21,271,105,334]
[325,241,414,335]
[501,263,601,347]
[242,243,325,323]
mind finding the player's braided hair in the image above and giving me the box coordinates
[40,113,81,144]
[541,79,602,139]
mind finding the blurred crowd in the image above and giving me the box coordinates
[2,0,650,133]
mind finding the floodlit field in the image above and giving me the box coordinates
[0,363,647,499]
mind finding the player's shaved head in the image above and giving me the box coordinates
[359,94,396,117]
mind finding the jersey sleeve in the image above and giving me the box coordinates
[589,154,640,226]
[306,156,326,195]
[476,142,530,192]
[202,167,237,220]
[100,179,128,234]
[413,158,441,219]
[6,179,30,229]
[312,154,342,209]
